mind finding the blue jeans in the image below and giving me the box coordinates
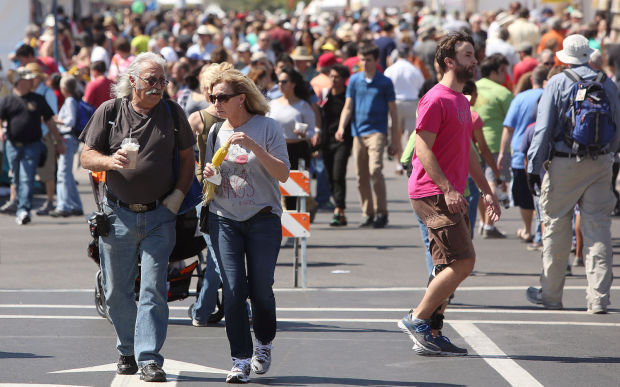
[5,140,41,216]
[99,198,176,367]
[209,212,281,359]
[415,213,433,276]
[56,135,83,212]
[192,205,222,322]
[312,156,331,206]
[466,176,480,239]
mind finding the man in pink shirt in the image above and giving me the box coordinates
[84,61,113,109]
[398,32,501,356]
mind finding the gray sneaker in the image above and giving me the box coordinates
[36,200,54,216]
[482,227,506,239]
[525,286,562,309]
[433,333,468,356]
[251,341,272,374]
[587,304,607,314]
[397,311,441,355]
[226,358,250,384]
[0,199,17,214]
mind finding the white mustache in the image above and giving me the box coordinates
[146,89,163,95]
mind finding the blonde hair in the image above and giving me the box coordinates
[209,68,270,116]
[200,62,234,94]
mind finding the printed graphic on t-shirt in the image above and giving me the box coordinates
[219,144,255,206]
[456,107,469,126]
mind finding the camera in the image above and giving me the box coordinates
[88,211,110,237]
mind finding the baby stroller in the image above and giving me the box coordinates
[86,171,224,323]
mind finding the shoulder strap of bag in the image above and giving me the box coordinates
[163,99,180,147]
[211,121,223,154]
[595,71,607,83]
[563,68,582,83]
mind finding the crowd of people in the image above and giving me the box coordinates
[0,1,618,383]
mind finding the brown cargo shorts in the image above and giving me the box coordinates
[412,195,475,266]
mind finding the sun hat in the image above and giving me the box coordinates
[196,25,212,36]
[11,67,35,85]
[237,42,251,53]
[556,34,594,65]
[290,46,313,61]
[25,62,44,77]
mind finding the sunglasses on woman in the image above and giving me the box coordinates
[137,75,169,88]
[208,93,240,104]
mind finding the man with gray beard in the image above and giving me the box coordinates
[80,52,195,382]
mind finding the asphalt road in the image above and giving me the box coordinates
[0,161,618,386]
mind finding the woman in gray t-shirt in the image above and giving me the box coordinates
[202,68,290,384]
[267,67,315,210]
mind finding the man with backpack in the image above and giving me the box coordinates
[526,35,620,314]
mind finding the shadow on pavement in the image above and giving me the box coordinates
[299,244,419,249]
[470,354,620,364]
[275,261,361,268]
[253,376,463,386]
[277,321,394,334]
[0,351,53,359]
[470,271,543,277]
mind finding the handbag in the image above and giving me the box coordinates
[198,121,224,234]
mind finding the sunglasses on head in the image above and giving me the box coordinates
[137,75,169,88]
[208,93,240,104]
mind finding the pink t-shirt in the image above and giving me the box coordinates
[471,111,483,132]
[409,83,473,199]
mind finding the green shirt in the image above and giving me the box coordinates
[472,78,513,153]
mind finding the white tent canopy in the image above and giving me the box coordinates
[0,1,29,73]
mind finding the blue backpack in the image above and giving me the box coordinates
[562,69,615,158]
[73,100,96,137]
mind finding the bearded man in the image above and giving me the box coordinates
[398,32,501,356]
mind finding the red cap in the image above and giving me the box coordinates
[318,52,339,68]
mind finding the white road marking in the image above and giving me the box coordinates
[2,314,618,327]
[0,385,87,387]
[1,285,618,293]
[1,304,618,315]
[451,322,543,387]
[52,359,228,387]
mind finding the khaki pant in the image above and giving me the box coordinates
[539,154,615,308]
[352,132,387,218]
[395,99,418,137]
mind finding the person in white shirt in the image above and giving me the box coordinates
[90,32,111,70]
[384,43,424,174]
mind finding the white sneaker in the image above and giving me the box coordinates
[251,341,272,375]
[226,358,250,384]
[15,211,31,225]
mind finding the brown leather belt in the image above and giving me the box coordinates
[105,190,160,213]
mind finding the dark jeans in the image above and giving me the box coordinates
[209,212,281,358]
[322,139,352,209]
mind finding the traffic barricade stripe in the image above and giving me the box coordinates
[279,171,310,197]
[281,212,310,238]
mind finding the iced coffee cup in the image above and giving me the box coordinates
[294,122,308,138]
[121,138,140,169]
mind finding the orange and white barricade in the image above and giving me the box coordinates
[280,169,310,287]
